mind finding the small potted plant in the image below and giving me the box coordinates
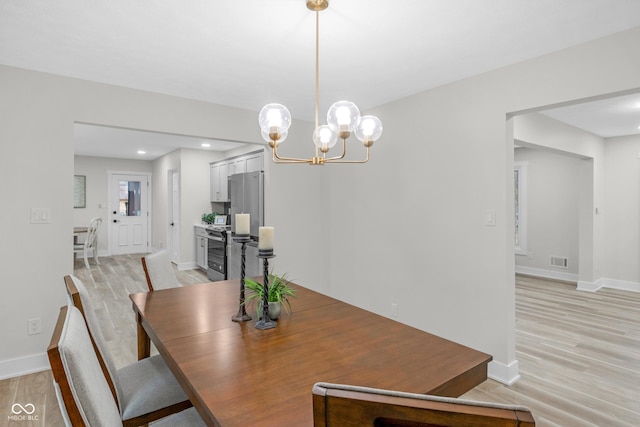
[244,272,295,320]
[202,213,216,224]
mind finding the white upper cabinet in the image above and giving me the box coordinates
[210,161,230,202]
[228,157,245,176]
[210,150,264,202]
[245,152,264,173]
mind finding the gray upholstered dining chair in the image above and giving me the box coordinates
[141,250,180,291]
[48,305,205,427]
[74,217,102,269]
[63,275,193,426]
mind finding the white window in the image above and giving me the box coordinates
[514,161,528,256]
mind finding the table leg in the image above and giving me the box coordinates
[136,312,151,360]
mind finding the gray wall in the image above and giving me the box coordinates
[513,113,640,292]
[514,147,582,278]
[325,28,640,383]
[602,134,640,287]
[150,148,222,265]
[1,26,640,383]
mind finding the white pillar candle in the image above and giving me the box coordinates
[258,226,274,250]
[236,213,250,235]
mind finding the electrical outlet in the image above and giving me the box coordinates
[391,303,398,319]
[28,318,41,335]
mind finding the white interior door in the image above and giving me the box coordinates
[110,173,149,255]
[168,170,180,263]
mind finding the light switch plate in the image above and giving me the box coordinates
[485,209,496,226]
[30,208,51,224]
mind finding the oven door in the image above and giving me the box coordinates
[207,233,227,281]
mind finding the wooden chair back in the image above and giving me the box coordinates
[47,305,124,427]
[63,275,119,407]
[312,382,535,427]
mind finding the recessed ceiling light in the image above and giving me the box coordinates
[137,150,146,155]
[201,143,211,148]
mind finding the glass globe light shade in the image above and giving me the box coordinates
[261,129,288,145]
[258,103,292,134]
[355,115,383,145]
[327,101,360,132]
[312,125,337,150]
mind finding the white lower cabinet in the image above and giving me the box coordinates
[195,226,208,270]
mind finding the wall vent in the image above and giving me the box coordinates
[550,256,568,269]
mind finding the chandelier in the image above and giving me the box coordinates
[258,0,383,165]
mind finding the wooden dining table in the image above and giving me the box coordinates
[72,227,87,260]
[129,279,492,427]
[73,226,87,243]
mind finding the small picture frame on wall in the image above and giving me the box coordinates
[74,175,86,208]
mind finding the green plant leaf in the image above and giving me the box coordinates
[241,272,296,316]
[201,213,216,224]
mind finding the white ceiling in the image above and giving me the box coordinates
[541,93,640,138]
[2,0,640,159]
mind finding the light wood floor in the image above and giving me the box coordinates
[0,255,207,427]
[461,275,640,426]
[1,257,638,426]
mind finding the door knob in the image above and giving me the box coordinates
[113,219,119,223]
[113,211,117,215]
[170,222,175,226]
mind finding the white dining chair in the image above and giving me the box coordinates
[141,250,180,291]
[74,217,102,269]
[63,275,193,426]
[48,305,205,427]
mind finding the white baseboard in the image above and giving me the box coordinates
[0,352,50,380]
[602,278,640,292]
[487,359,520,386]
[517,266,639,293]
[577,279,604,292]
[177,262,198,271]
[579,277,640,293]
[515,265,578,282]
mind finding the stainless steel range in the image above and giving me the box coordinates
[206,217,230,281]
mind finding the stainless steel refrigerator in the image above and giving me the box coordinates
[227,171,264,279]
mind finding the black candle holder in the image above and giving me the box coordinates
[255,251,276,330]
[231,235,252,322]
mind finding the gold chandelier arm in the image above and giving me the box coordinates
[324,146,370,164]
[269,142,370,165]
[321,137,348,161]
[271,143,314,164]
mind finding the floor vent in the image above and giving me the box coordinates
[550,256,568,269]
